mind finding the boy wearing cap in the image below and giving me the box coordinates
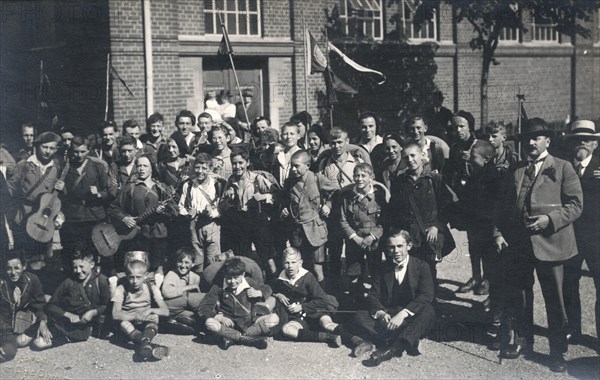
[236,89,260,143]
[179,153,226,272]
[7,132,63,260]
[493,118,582,372]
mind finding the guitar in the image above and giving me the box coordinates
[25,161,70,243]
[91,194,175,257]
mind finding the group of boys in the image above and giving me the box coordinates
[0,108,598,373]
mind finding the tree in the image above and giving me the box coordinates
[414,0,599,127]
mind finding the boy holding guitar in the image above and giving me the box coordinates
[56,136,112,270]
[7,132,63,263]
[108,153,177,274]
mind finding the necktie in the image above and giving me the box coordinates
[525,161,537,181]
[576,163,583,178]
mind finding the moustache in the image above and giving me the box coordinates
[576,145,590,152]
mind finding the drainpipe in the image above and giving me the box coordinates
[143,0,153,115]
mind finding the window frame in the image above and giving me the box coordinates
[203,0,262,37]
[339,0,385,41]
[531,14,562,44]
[400,0,438,42]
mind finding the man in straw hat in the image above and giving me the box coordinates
[562,119,600,351]
[492,117,582,372]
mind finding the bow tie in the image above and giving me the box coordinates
[394,263,405,271]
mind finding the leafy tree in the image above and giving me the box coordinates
[323,5,439,137]
[413,0,599,127]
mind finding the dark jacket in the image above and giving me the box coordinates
[272,270,338,319]
[60,158,112,222]
[0,272,48,333]
[197,277,272,330]
[364,256,434,317]
[46,272,110,319]
[385,169,455,257]
[574,155,600,238]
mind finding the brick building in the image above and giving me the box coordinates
[1,0,598,143]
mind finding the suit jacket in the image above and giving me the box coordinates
[365,256,434,317]
[494,154,582,261]
[573,155,600,238]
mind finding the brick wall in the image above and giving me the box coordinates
[105,0,598,135]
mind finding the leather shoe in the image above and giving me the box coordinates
[457,278,478,293]
[219,337,233,350]
[366,346,400,366]
[239,334,268,349]
[474,279,489,295]
[499,344,531,359]
[548,355,567,373]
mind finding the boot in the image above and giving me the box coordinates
[239,334,268,349]
[151,344,169,360]
[142,325,158,344]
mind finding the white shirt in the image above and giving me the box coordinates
[394,255,410,285]
[179,176,217,216]
[276,145,301,183]
[277,267,309,286]
[576,154,593,176]
[533,150,549,176]
[222,276,250,296]
[27,154,54,172]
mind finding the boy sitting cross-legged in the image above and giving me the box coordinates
[161,247,204,334]
[198,258,279,349]
[272,247,341,346]
[0,251,51,362]
[112,251,170,360]
[45,250,110,345]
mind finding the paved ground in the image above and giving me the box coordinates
[1,230,599,379]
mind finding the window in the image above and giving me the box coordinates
[531,14,560,43]
[339,0,384,40]
[499,27,520,43]
[400,0,437,41]
[204,0,261,36]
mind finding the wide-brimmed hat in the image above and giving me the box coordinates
[566,120,600,140]
[518,117,554,139]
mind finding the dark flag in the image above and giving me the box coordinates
[520,101,528,123]
[324,68,338,108]
[110,65,135,97]
[218,24,234,56]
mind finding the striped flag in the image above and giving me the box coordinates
[328,42,386,85]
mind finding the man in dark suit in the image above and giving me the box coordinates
[562,120,600,349]
[493,118,583,372]
[342,228,435,366]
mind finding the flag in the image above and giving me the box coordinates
[306,30,327,74]
[520,101,528,122]
[328,42,386,85]
[330,69,358,95]
[110,65,135,97]
[323,68,338,108]
[218,24,234,56]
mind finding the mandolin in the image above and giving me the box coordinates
[91,194,175,257]
[25,161,70,243]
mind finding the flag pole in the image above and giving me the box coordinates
[37,60,44,123]
[302,6,309,113]
[325,28,334,129]
[105,53,111,122]
[516,85,523,159]
[217,12,252,148]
